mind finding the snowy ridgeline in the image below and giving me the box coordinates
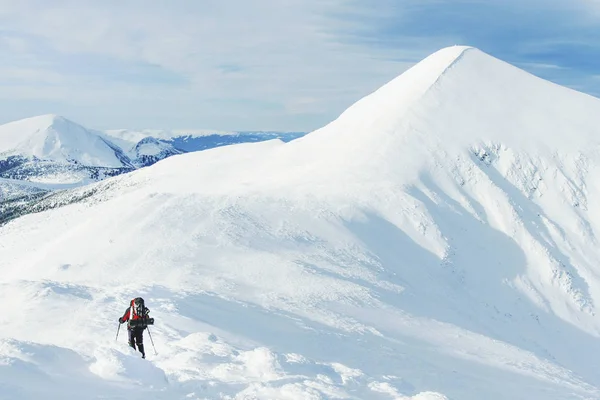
[3,46,600,400]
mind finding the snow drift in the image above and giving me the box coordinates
[2,46,600,399]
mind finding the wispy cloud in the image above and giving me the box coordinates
[0,0,599,130]
[0,0,416,130]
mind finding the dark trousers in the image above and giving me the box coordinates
[128,327,145,356]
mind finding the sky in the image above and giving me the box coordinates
[0,0,599,132]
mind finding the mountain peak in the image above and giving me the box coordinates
[37,113,65,121]
[0,115,81,140]
[16,114,69,128]
[417,44,474,69]
[0,115,128,168]
[283,44,600,178]
[299,45,480,140]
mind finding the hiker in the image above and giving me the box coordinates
[119,297,152,358]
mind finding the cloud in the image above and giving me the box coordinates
[0,0,421,130]
[0,0,599,130]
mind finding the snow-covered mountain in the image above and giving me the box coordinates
[0,114,128,167]
[0,114,134,185]
[3,45,600,400]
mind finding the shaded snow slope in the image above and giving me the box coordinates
[0,114,129,168]
[2,46,600,399]
[0,178,50,219]
[0,178,48,199]
[129,137,184,168]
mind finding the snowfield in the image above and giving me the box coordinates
[2,46,600,399]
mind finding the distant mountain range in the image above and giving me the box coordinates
[0,114,305,202]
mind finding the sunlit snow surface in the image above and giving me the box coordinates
[2,46,600,399]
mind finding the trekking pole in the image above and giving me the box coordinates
[146,326,158,355]
[116,323,121,340]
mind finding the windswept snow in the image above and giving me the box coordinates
[3,46,600,399]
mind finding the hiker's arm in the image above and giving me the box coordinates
[119,308,130,323]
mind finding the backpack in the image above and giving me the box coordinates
[130,297,146,320]
[127,297,154,328]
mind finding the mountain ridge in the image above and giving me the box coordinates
[0,114,305,188]
[276,45,600,185]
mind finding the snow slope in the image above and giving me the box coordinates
[128,137,184,168]
[2,45,600,399]
[0,177,82,205]
[0,177,47,198]
[0,178,49,216]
